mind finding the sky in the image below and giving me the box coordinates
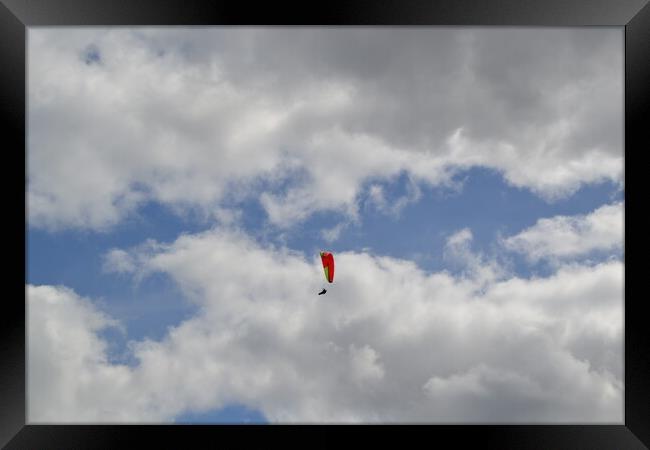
[26,27,624,424]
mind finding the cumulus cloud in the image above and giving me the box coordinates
[28,27,622,231]
[349,344,385,386]
[29,228,623,423]
[27,285,151,422]
[443,228,508,290]
[502,202,624,262]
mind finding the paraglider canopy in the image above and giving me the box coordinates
[320,251,335,283]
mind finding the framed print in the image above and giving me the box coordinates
[2,0,648,448]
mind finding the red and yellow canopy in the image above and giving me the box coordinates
[320,251,335,283]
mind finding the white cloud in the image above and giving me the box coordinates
[28,228,623,423]
[349,344,385,385]
[321,222,347,243]
[212,207,243,227]
[446,227,473,248]
[366,184,386,210]
[444,228,507,290]
[364,175,423,218]
[502,202,623,262]
[102,249,136,274]
[27,285,157,422]
[28,28,622,231]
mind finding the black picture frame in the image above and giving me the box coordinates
[3,0,648,448]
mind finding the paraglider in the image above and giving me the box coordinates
[318,251,335,295]
[320,251,335,282]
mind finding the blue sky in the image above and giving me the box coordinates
[27,28,624,424]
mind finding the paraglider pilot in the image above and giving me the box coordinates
[318,251,334,295]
